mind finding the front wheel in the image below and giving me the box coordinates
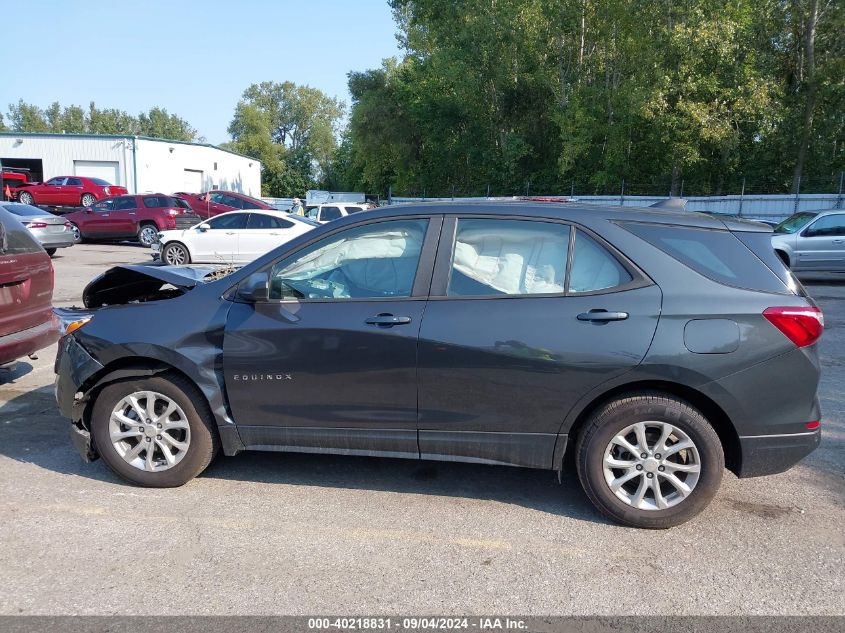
[18,191,34,205]
[81,193,96,207]
[575,392,724,529]
[162,241,191,265]
[90,374,219,487]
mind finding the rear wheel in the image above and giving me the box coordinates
[81,193,96,207]
[162,241,191,265]
[575,392,724,529]
[137,223,158,247]
[90,374,219,487]
[18,191,34,205]
[69,223,83,243]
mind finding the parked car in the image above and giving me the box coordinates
[14,176,128,208]
[305,203,369,223]
[154,210,318,265]
[772,209,845,271]
[2,203,74,256]
[174,191,275,219]
[1,169,30,195]
[0,207,59,365]
[54,202,822,528]
[64,194,201,247]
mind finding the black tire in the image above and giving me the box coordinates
[162,241,191,265]
[776,250,790,268]
[137,223,158,247]
[575,392,724,529]
[90,373,219,487]
[81,193,96,207]
[18,191,34,205]
[69,223,83,244]
[45,248,57,257]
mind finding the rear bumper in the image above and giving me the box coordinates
[736,429,821,477]
[38,234,75,249]
[0,317,59,365]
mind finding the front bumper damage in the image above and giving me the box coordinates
[55,334,104,462]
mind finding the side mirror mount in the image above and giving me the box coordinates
[198,223,211,232]
[237,272,270,303]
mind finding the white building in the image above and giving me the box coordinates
[0,132,261,196]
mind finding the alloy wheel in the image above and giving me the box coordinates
[81,194,96,207]
[19,191,33,205]
[164,244,188,265]
[602,421,701,510]
[139,226,158,247]
[70,224,82,243]
[108,391,191,472]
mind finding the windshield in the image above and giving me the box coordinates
[774,212,816,234]
[290,215,320,227]
[2,203,49,218]
[90,178,112,186]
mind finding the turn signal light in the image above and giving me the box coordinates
[65,319,91,335]
[763,306,824,348]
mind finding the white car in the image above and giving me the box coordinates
[153,210,318,265]
[305,203,369,223]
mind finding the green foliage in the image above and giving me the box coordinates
[340,0,844,196]
[4,100,200,142]
[226,82,345,197]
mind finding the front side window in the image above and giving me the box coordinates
[210,193,228,205]
[448,219,570,296]
[207,213,248,230]
[568,230,633,293]
[269,219,428,300]
[92,199,114,212]
[804,214,845,237]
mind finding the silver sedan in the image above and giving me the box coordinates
[2,202,75,256]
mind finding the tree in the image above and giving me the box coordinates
[227,81,345,197]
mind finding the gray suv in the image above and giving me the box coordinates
[772,209,845,271]
[54,202,823,528]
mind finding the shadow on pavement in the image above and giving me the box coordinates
[0,361,35,384]
[0,386,607,524]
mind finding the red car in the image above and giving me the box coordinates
[174,190,275,219]
[0,207,59,365]
[15,176,128,208]
[64,194,201,247]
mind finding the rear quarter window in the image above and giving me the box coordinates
[621,222,789,294]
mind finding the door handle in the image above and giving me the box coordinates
[365,314,412,327]
[225,232,235,235]
[128,212,135,215]
[577,309,629,322]
[833,239,844,244]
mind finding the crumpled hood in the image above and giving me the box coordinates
[83,264,232,308]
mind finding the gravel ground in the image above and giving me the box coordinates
[0,244,843,615]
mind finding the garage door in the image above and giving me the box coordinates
[73,160,120,185]
[183,169,203,193]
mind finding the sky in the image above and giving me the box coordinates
[2,0,402,144]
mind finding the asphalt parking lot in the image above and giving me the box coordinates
[0,244,843,616]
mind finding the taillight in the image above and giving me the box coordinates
[25,221,48,229]
[64,221,72,231]
[166,209,181,216]
[805,421,821,430]
[763,306,824,347]
[104,187,111,195]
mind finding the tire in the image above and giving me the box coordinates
[18,191,34,205]
[776,250,790,268]
[575,392,724,529]
[90,373,219,487]
[137,223,159,247]
[162,241,191,265]
[69,223,83,244]
[81,193,96,207]
[45,248,57,257]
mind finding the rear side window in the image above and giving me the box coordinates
[65,177,82,186]
[246,214,293,229]
[113,197,137,211]
[143,196,180,208]
[448,219,570,296]
[568,230,633,293]
[321,206,342,221]
[622,223,788,294]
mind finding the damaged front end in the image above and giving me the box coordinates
[54,263,240,461]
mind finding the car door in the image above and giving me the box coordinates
[190,212,247,262]
[79,198,116,237]
[238,213,297,262]
[108,196,140,237]
[40,177,65,204]
[223,216,440,457]
[416,216,662,469]
[794,214,845,271]
[63,177,85,206]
